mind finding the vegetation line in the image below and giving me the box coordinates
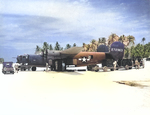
[35,33,150,59]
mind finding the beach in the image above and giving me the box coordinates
[0,61,150,115]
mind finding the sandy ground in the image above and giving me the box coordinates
[0,62,150,115]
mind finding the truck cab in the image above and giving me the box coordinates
[2,62,14,74]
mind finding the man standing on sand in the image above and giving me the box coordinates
[113,61,117,70]
[135,59,139,69]
[14,64,18,73]
[46,63,49,72]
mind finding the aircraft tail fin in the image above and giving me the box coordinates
[110,42,124,60]
[97,42,124,60]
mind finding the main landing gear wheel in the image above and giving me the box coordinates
[32,67,36,71]
[111,69,114,71]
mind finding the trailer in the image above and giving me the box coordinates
[87,59,118,72]
[87,59,134,72]
[87,58,145,72]
[18,64,32,71]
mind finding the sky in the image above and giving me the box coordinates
[0,0,150,62]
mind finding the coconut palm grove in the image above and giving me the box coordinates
[35,33,150,60]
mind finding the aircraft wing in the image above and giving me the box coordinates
[61,47,83,55]
[61,47,83,58]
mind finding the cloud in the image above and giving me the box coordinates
[0,0,150,47]
[0,0,149,62]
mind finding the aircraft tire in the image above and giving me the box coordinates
[32,67,36,71]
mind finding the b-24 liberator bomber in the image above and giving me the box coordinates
[17,42,124,71]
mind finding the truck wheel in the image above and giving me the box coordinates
[32,67,36,71]
[129,67,132,69]
[111,69,114,71]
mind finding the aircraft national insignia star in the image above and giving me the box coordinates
[78,57,90,63]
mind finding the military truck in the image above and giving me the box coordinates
[2,62,14,74]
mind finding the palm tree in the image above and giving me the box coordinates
[91,39,97,52]
[35,45,42,54]
[127,35,135,47]
[43,42,49,51]
[101,37,106,45]
[98,38,102,43]
[119,35,126,43]
[35,45,41,52]
[142,37,146,45]
[91,39,96,44]
[49,44,53,50]
[108,33,119,46]
[83,43,87,51]
[65,44,71,49]
[124,47,129,59]
[73,43,76,47]
[54,42,60,50]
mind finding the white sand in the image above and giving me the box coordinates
[0,61,150,115]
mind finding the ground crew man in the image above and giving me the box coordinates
[135,59,139,69]
[113,61,117,70]
[14,64,18,73]
[46,63,49,72]
[140,59,144,68]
